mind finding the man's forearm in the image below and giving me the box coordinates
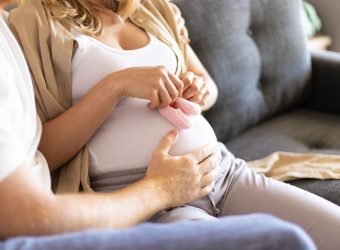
[1,128,215,238]
[0,165,168,238]
[50,179,168,232]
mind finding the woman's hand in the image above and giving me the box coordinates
[181,71,210,106]
[111,66,184,109]
[146,130,219,208]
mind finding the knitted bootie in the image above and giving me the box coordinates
[174,98,201,116]
[159,98,201,129]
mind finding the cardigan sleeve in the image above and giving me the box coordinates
[8,0,89,194]
[8,0,74,123]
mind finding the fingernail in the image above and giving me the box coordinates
[172,130,178,136]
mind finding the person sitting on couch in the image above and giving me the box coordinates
[6,0,340,248]
[0,0,317,249]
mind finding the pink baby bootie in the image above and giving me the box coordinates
[159,98,201,129]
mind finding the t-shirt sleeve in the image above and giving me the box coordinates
[0,74,26,182]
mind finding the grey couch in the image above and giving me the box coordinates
[174,0,340,206]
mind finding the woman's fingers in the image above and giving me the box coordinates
[181,71,195,92]
[183,76,204,99]
[188,92,203,104]
[151,67,183,107]
[165,73,182,102]
[199,89,210,106]
[147,67,212,108]
[158,84,173,107]
[164,82,179,104]
[168,72,184,97]
[188,83,209,103]
[147,90,161,109]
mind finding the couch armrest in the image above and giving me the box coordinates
[304,50,340,114]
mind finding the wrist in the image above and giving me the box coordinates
[101,73,124,100]
[138,177,172,211]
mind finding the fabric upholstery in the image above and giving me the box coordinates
[305,51,340,114]
[288,179,340,206]
[226,109,340,161]
[174,0,311,142]
[225,108,340,206]
[174,0,340,205]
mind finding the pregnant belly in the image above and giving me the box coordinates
[88,98,217,176]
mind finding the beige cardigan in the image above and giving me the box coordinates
[9,0,187,193]
[8,0,340,193]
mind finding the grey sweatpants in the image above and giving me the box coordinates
[154,143,340,250]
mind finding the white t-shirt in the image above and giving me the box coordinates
[72,33,217,176]
[0,11,51,190]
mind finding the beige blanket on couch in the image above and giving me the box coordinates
[248,151,340,181]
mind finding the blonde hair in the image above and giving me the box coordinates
[42,0,140,35]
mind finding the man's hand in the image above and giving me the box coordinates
[0,129,218,238]
[147,130,218,208]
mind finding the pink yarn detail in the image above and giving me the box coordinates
[159,98,201,129]
[174,98,201,116]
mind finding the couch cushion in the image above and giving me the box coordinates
[174,0,311,142]
[225,108,340,205]
[288,179,340,206]
[226,108,340,160]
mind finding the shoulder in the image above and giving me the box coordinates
[9,0,46,25]
[136,0,179,35]
[140,0,177,18]
[0,11,9,32]
[8,0,74,50]
[0,10,9,21]
[8,0,53,44]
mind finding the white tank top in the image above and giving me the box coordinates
[72,33,217,177]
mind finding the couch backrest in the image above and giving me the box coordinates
[174,0,311,142]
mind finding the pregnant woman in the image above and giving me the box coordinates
[8,0,340,248]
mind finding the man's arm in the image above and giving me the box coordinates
[0,131,217,239]
[0,162,167,238]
